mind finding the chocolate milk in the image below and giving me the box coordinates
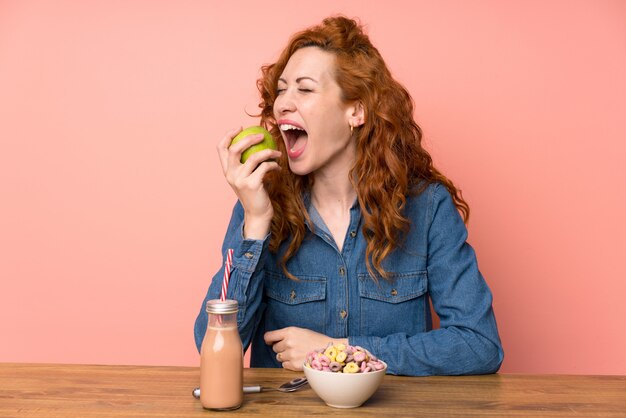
[200,300,243,410]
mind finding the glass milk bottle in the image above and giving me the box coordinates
[200,299,243,410]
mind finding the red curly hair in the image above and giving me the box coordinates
[257,16,469,280]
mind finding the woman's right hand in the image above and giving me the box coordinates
[217,127,282,240]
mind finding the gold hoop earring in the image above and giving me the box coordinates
[350,124,354,135]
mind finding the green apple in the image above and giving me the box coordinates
[230,126,277,163]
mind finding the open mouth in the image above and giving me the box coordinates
[279,123,308,158]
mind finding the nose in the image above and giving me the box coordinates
[274,90,295,115]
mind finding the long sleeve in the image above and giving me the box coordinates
[194,201,270,353]
[349,184,504,376]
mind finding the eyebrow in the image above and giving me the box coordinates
[278,77,319,84]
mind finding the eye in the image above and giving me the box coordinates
[298,88,313,93]
[276,88,286,95]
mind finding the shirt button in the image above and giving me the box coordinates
[339,267,346,276]
[350,230,356,238]
[244,252,253,259]
[290,290,296,300]
[390,289,398,296]
[340,310,347,319]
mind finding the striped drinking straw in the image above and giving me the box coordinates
[220,248,234,301]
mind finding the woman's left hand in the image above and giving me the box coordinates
[264,327,348,371]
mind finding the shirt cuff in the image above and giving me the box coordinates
[234,222,270,273]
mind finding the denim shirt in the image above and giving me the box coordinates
[194,183,504,376]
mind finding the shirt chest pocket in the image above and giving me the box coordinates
[357,271,429,335]
[264,271,327,332]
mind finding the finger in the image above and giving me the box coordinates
[244,162,280,188]
[224,133,267,173]
[241,148,282,168]
[284,361,302,371]
[228,133,266,157]
[281,360,299,371]
[237,149,281,178]
[217,127,242,172]
[271,340,288,354]
[264,329,286,345]
[217,127,242,154]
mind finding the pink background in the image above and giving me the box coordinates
[1,0,625,374]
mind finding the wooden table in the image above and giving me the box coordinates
[1,363,625,416]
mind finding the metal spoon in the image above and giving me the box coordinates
[245,376,308,393]
[192,376,308,398]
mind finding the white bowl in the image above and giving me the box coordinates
[302,361,387,408]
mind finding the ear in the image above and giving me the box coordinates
[347,101,365,128]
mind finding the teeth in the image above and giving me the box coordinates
[280,123,304,131]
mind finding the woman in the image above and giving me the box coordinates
[194,16,503,376]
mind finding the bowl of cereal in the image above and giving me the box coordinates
[302,343,387,408]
